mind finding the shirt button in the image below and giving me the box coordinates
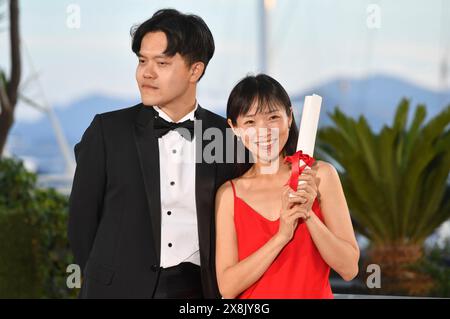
[170,181,175,186]
[167,211,172,216]
[172,149,177,154]
[168,243,173,248]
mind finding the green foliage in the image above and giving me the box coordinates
[412,240,450,297]
[0,158,76,298]
[317,99,450,246]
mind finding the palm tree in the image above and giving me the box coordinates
[317,99,450,295]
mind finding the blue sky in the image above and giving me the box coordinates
[1,0,449,122]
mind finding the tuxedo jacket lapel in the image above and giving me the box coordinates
[194,105,216,265]
[133,104,162,263]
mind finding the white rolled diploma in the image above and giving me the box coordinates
[291,94,322,194]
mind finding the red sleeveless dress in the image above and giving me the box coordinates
[230,180,334,299]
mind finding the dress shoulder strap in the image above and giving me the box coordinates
[229,180,237,198]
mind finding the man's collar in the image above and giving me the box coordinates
[153,101,198,123]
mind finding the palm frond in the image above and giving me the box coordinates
[317,100,450,246]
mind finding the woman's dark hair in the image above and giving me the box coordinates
[227,74,298,159]
[130,8,215,81]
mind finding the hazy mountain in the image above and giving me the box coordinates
[291,74,450,131]
[7,74,450,173]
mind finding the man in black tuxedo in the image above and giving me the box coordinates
[68,9,249,299]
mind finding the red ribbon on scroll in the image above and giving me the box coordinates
[284,150,315,192]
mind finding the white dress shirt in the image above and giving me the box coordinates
[153,104,200,268]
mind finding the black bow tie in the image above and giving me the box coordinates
[153,116,195,141]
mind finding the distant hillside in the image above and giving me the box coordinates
[291,74,449,131]
[7,74,450,173]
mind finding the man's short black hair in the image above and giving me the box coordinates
[130,8,215,81]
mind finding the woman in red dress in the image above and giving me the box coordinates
[215,74,360,299]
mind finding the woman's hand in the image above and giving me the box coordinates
[288,168,318,213]
[276,186,310,244]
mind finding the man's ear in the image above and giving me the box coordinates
[190,62,205,82]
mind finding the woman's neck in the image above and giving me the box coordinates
[248,154,290,179]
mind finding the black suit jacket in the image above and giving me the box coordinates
[68,103,249,298]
